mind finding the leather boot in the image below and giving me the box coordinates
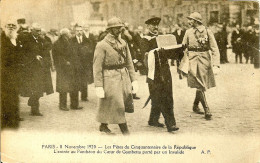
[200,91,212,120]
[204,107,212,120]
[30,106,43,116]
[193,90,204,114]
[99,123,112,133]
[119,123,130,135]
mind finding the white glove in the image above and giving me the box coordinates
[133,59,138,63]
[36,55,43,60]
[213,65,220,75]
[132,80,139,94]
[95,87,105,98]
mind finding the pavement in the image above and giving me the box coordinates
[14,49,260,135]
[2,49,260,163]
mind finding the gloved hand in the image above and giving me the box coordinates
[95,87,105,98]
[132,80,139,94]
[213,65,220,75]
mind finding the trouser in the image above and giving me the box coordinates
[220,49,227,63]
[80,87,88,100]
[148,81,176,128]
[194,89,208,109]
[70,91,79,108]
[28,95,41,113]
[148,105,161,124]
[59,92,67,107]
[235,52,242,63]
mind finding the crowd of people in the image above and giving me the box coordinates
[1,12,259,134]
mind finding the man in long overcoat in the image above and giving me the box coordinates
[18,23,53,116]
[53,28,83,110]
[181,12,220,120]
[70,25,92,102]
[141,17,180,132]
[93,17,138,135]
[1,20,22,128]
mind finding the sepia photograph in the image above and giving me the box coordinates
[1,0,260,162]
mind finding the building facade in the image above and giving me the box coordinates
[99,0,259,28]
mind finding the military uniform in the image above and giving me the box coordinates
[181,12,220,119]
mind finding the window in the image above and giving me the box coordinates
[209,11,219,24]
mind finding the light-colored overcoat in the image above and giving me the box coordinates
[181,25,220,91]
[93,33,136,124]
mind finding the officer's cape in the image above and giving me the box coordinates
[146,34,182,80]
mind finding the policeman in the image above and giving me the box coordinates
[181,12,220,120]
[141,17,179,132]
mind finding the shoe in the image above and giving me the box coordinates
[119,123,130,135]
[59,106,69,111]
[99,125,112,133]
[193,105,204,114]
[204,107,212,120]
[81,98,89,101]
[30,112,43,116]
[133,94,140,100]
[167,125,179,132]
[133,96,140,100]
[71,106,83,110]
[148,122,164,127]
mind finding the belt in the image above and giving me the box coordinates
[188,47,209,52]
[103,64,126,70]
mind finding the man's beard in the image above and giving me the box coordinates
[4,29,17,40]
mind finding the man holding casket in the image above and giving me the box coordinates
[141,17,181,132]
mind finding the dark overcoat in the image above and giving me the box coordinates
[52,36,74,92]
[18,33,53,97]
[70,36,93,90]
[1,32,21,128]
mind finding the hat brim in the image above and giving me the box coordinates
[106,24,124,29]
[187,16,202,23]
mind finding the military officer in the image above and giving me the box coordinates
[93,17,138,135]
[181,12,220,120]
[141,17,179,132]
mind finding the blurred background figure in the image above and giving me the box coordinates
[215,24,229,64]
[231,24,243,63]
[82,22,96,85]
[171,23,186,69]
[243,26,255,64]
[121,22,140,100]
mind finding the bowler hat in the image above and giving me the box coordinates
[145,17,161,25]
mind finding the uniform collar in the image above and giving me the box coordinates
[194,25,205,33]
[105,33,122,44]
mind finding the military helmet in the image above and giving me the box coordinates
[187,12,202,23]
[106,17,124,29]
